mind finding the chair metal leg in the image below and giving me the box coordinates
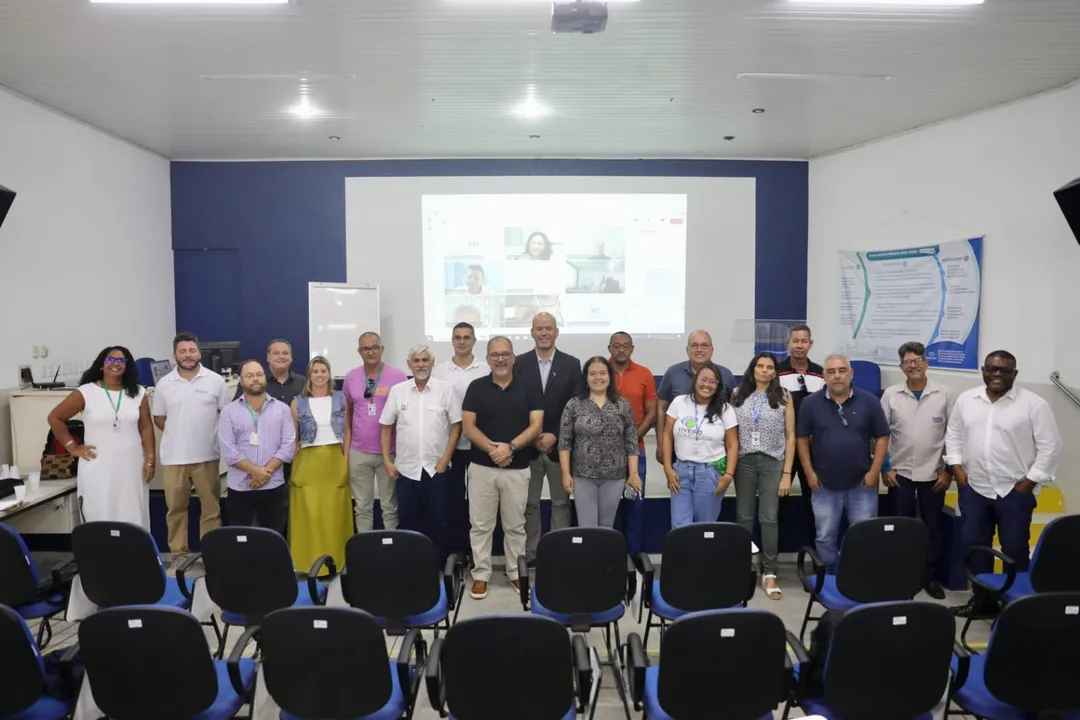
[216,621,231,659]
[798,597,815,642]
[642,608,655,651]
[36,617,52,649]
[959,616,976,653]
[600,625,632,720]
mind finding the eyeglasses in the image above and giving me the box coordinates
[983,366,1017,376]
[901,358,926,367]
[488,352,513,360]
[609,343,632,350]
[697,378,719,387]
[836,405,849,427]
[688,343,712,351]
[104,357,127,366]
[359,345,382,354]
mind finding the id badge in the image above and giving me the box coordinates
[750,431,761,447]
[112,420,121,433]
[249,432,259,446]
[368,402,377,416]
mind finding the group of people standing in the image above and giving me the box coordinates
[45,320,1062,614]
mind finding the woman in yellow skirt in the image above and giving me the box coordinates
[289,356,352,574]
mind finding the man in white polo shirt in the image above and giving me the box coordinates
[152,332,230,572]
[381,344,462,565]
[432,322,490,558]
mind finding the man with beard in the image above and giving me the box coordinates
[152,332,230,572]
[218,360,296,534]
[945,349,1062,618]
[380,345,461,566]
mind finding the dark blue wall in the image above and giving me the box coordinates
[171,159,808,370]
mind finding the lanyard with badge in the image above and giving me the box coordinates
[103,384,123,431]
[245,400,261,446]
[365,368,383,416]
[750,392,764,448]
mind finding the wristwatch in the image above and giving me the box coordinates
[508,442,517,454]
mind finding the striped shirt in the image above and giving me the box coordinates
[218,395,296,492]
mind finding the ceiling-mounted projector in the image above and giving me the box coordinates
[551,0,608,34]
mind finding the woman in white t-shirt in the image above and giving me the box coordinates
[662,363,740,528]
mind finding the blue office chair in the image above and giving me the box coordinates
[199,526,333,658]
[231,606,424,720]
[341,530,466,638]
[0,603,78,720]
[850,360,882,397]
[628,608,793,720]
[0,522,73,648]
[78,605,257,720]
[959,514,1080,651]
[518,527,636,719]
[636,523,756,650]
[426,614,597,720]
[950,592,1080,720]
[797,517,928,640]
[785,601,957,720]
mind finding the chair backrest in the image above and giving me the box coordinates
[200,526,299,621]
[0,604,46,717]
[535,527,626,616]
[0,523,38,607]
[823,601,954,720]
[441,614,574,720]
[79,606,219,720]
[659,523,753,611]
[850,361,881,396]
[984,592,1080,712]
[71,521,166,607]
[343,531,441,626]
[835,517,927,603]
[657,608,788,720]
[1030,515,1080,592]
[261,606,396,718]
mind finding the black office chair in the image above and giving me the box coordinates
[0,522,74,648]
[628,608,792,720]
[950,592,1080,720]
[341,530,466,637]
[78,605,257,720]
[797,516,928,640]
[229,606,424,720]
[0,603,78,720]
[636,522,756,649]
[199,526,334,658]
[959,514,1080,650]
[784,601,957,720]
[518,527,636,719]
[425,614,597,720]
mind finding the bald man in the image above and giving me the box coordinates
[515,312,583,563]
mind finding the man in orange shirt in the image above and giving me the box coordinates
[608,331,657,556]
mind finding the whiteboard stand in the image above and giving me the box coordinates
[308,283,380,378]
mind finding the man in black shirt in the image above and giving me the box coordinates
[461,336,544,600]
[776,324,825,540]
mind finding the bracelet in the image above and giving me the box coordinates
[63,440,77,448]
[782,471,791,475]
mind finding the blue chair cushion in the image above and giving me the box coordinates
[15,592,66,621]
[530,587,624,626]
[279,663,409,720]
[816,575,861,611]
[374,582,448,629]
[158,577,193,610]
[186,658,256,720]
[220,580,327,625]
[3,693,72,720]
[950,655,1080,720]
[649,580,690,622]
[975,572,1035,604]
[644,665,771,720]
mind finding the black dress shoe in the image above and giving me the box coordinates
[925,579,947,600]
[951,595,998,619]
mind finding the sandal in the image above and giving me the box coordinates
[763,574,783,600]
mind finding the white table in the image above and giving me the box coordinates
[0,478,79,533]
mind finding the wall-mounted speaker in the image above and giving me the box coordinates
[0,184,14,230]
[1054,177,1080,246]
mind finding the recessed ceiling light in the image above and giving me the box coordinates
[289,96,319,119]
[92,0,286,4]
[787,0,982,5]
[512,88,550,120]
[752,108,765,113]
[328,135,341,140]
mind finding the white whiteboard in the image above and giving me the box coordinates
[308,283,380,378]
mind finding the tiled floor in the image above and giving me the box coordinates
[30,559,990,720]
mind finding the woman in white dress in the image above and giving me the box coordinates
[47,346,155,529]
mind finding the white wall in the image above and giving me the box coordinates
[0,87,174,463]
[808,82,1080,504]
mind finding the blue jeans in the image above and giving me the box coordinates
[670,460,727,529]
[957,483,1036,576]
[811,485,878,571]
[615,449,647,555]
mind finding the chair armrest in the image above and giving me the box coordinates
[397,628,424,699]
[517,556,530,609]
[627,632,648,708]
[785,630,811,697]
[306,554,336,604]
[964,546,1017,597]
[174,552,202,601]
[625,555,638,605]
[443,553,465,610]
[636,553,654,621]
[226,625,261,699]
[572,634,592,712]
[952,639,971,691]
[796,546,826,596]
[785,630,811,664]
[425,638,446,716]
[49,557,78,605]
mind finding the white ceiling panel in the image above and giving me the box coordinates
[1,0,1078,159]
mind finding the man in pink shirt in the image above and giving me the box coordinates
[343,331,408,531]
